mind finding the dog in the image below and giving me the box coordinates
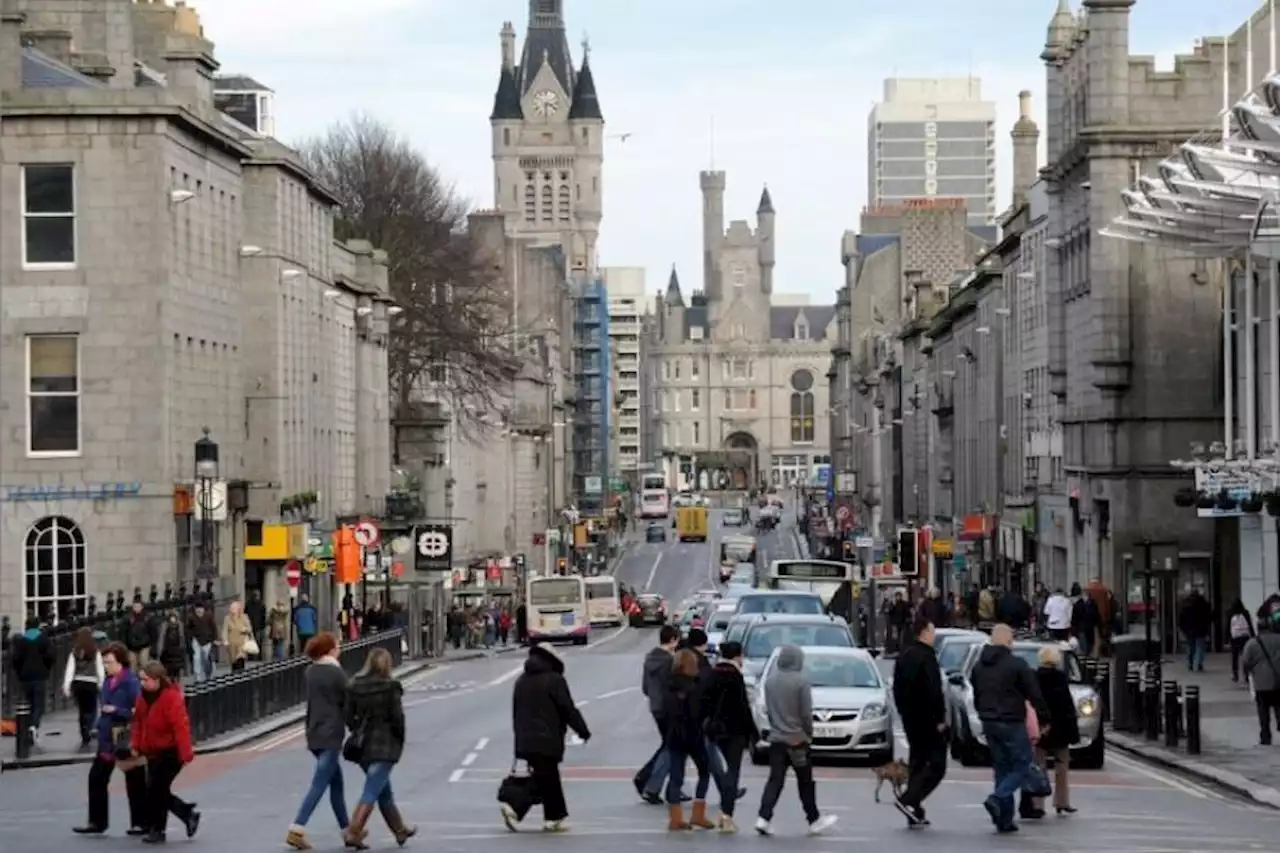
[872,759,909,803]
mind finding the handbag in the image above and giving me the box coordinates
[497,759,540,819]
[342,723,366,764]
[110,723,133,761]
[1024,763,1053,798]
[242,636,260,657]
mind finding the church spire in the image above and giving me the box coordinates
[569,48,603,120]
[757,185,774,214]
[664,265,685,307]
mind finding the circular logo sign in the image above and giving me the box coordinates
[417,529,450,558]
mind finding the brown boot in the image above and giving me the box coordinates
[667,803,690,831]
[344,803,374,850]
[689,800,715,829]
[284,827,313,850]
[379,803,418,846]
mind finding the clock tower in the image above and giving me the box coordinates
[489,1,603,273]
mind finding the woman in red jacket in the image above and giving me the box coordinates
[134,662,199,843]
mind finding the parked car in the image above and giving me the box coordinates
[628,593,668,627]
[943,639,1104,769]
[723,507,746,527]
[645,522,666,543]
[750,646,892,765]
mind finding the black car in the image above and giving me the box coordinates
[645,522,666,543]
[629,593,667,627]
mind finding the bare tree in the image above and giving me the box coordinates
[298,114,518,425]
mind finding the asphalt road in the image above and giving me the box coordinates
[4,509,1279,851]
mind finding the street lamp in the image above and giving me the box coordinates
[194,427,220,580]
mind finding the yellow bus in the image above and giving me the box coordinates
[584,576,623,627]
[526,575,589,645]
[676,505,708,542]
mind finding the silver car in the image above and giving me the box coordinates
[750,646,893,765]
[944,640,1104,769]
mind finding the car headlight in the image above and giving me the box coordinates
[861,703,887,720]
[1077,697,1097,717]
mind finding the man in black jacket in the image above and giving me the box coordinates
[970,624,1049,833]
[125,601,156,668]
[636,625,685,803]
[891,616,947,827]
[11,616,54,736]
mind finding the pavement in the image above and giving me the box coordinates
[6,504,1279,850]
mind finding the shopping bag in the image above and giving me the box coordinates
[497,761,540,819]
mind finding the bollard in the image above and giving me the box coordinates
[1185,685,1201,755]
[13,700,32,761]
[1126,666,1142,733]
[1097,659,1112,724]
[1163,681,1180,748]
[1144,664,1161,741]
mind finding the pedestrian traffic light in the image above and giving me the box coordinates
[556,556,568,574]
[897,527,918,576]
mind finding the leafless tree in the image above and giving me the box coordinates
[298,114,519,426]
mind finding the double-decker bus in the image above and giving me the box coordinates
[767,559,858,619]
[639,472,670,519]
[526,575,589,645]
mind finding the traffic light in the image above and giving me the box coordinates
[556,556,568,574]
[897,527,918,576]
[842,539,855,562]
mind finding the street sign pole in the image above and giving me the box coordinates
[859,543,877,652]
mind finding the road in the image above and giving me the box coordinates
[3,507,1278,851]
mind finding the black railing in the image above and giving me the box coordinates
[186,629,404,744]
[2,583,221,721]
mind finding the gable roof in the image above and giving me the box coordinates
[771,305,834,341]
[21,48,104,89]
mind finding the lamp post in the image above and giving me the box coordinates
[194,428,220,581]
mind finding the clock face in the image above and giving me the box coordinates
[533,90,559,116]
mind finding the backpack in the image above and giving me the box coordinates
[1231,613,1251,639]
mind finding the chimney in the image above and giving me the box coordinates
[500,21,516,70]
[0,11,24,92]
[1011,90,1040,206]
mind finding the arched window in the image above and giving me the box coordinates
[789,370,815,444]
[540,184,553,222]
[24,515,87,620]
[557,184,571,222]
[524,184,536,220]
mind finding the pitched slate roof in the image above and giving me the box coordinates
[21,48,103,88]
[770,305,834,341]
[490,66,523,120]
[568,55,602,120]
[214,74,271,91]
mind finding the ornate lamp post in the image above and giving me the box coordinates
[194,427,220,580]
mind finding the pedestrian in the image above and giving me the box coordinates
[916,588,949,630]
[663,649,714,831]
[11,615,54,739]
[1026,645,1078,817]
[1043,587,1073,642]
[1241,610,1280,745]
[1179,588,1212,672]
[125,602,157,669]
[294,593,319,651]
[221,599,255,672]
[342,647,416,848]
[1070,584,1096,657]
[754,645,837,837]
[74,643,148,837]
[133,662,199,843]
[286,633,351,850]
[155,611,187,680]
[1228,598,1256,682]
[970,623,1049,833]
[187,602,218,682]
[246,590,268,659]
[62,626,105,748]
[699,640,757,832]
[891,616,948,827]
[269,600,291,660]
[635,625,684,804]
[503,643,591,832]
[887,592,910,652]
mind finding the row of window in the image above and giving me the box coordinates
[875,120,995,141]
[658,397,817,448]
[876,177,994,197]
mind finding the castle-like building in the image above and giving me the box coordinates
[654,173,834,490]
[488,0,602,273]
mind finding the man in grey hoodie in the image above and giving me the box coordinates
[1242,611,1280,744]
[634,625,688,803]
[755,645,837,836]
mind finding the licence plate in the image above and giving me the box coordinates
[814,726,842,739]
[561,614,574,626]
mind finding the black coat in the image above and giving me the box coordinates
[305,661,350,752]
[512,645,590,762]
[662,673,704,751]
[346,673,406,766]
[1034,665,1080,750]
[699,662,758,742]
[892,640,946,741]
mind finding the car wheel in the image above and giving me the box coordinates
[573,635,588,646]
[1073,734,1105,770]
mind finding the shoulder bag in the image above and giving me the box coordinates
[342,721,366,764]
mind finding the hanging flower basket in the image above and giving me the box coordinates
[1242,493,1265,513]
[1215,489,1239,512]
[1173,488,1197,508]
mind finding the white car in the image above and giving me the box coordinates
[750,646,893,765]
[704,601,738,655]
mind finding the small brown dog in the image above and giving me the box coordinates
[872,759,909,802]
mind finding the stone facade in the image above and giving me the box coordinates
[0,0,391,622]
[655,172,834,490]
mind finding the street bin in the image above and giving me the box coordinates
[1110,633,1159,731]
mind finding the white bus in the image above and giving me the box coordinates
[767,559,857,607]
[527,575,590,645]
[639,472,670,519]
[584,576,623,627]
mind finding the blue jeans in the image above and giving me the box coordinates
[293,749,348,828]
[358,761,396,808]
[983,720,1033,826]
[273,639,287,660]
[665,745,710,804]
[1187,636,1207,670]
[192,643,213,683]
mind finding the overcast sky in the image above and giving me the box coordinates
[199,0,1262,305]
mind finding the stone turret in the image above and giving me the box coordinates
[756,186,774,296]
[662,266,686,345]
[700,171,726,301]
[1041,0,1075,62]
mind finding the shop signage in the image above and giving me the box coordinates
[2,482,143,502]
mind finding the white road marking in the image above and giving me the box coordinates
[595,686,637,699]
[575,699,590,707]
[583,623,630,648]
[474,737,489,751]
[487,665,524,687]
[448,768,466,783]
[643,552,664,591]
[1108,750,1222,801]
[461,752,477,766]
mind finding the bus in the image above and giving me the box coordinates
[767,559,858,611]
[584,576,623,627]
[526,575,589,645]
[719,534,759,583]
[639,472,670,519]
